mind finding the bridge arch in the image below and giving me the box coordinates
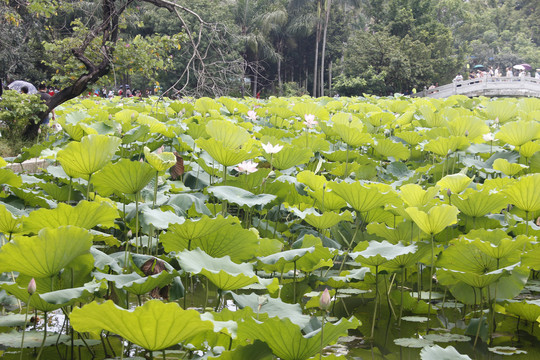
[415,77,540,98]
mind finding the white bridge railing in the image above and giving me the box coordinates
[415,76,540,98]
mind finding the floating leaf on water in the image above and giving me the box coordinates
[207,186,276,207]
[0,314,27,327]
[420,345,472,360]
[0,331,70,348]
[401,316,429,322]
[394,337,433,348]
[424,333,471,342]
[488,346,527,355]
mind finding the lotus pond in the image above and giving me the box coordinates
[1,94,540,359]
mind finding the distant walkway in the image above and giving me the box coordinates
[414,76,540,98]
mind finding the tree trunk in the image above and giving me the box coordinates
[312,1,322,97]
[328,60,333,95]
[320,0,331,97]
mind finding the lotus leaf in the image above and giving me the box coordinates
[205,119,250,148]
[0,168,22,187]
[448,116,489,142]
[394,337,434,348]
[0,226,93,278]
[304,210,353,229]
[293,102,329,121]
[207,186,276,207]
[451,189,507,218]
[436,174,473,194]
[488,346,527,356]
[424,136,469,157]
[264,145,314,170]
[373,138,410,160]
[136,114,167,135]
[195,97,222,116]
[484,100,517,123]
[438,266,512,289]
[22,200,118,233]
[0,203,23,234]
[420,345,472,360]
[143,146,176,172]
[93,271,177,295]
[492,158,527,176]
[503,174,540,212]
[366,222,412,244]
[0,281,104,312]
[92,158,155,195]
[0,331,70,348]
[519,141,540,158]
[399,184,440,208]
[177,248,262,290]
[496,120,540,147]
[405,205,459,235]
[197,138,256,167]
[238,316,358,360]
[230,293,310,328]
[162,222,258,262]
[57,134,121,178]
[70,300,213,351]
[328,181,390,213]
[504,299,540,322]
[467,234,529,264]
[351,241,417,267]
[160,215,237,248]
[333,124,371,147]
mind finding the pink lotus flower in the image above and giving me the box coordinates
[28,278,36,295]
[247,110,257,122]
[319,288,331,310]
[482,133,495,142]
[261,142,284,154]
[303,114,318,128]
[235,160,258,174]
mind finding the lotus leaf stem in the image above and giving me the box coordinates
[135,191,140,254]
[371,265,379,338]
[473,290,484,348]
[86,173,92,200]
[36,311,47,360]
[19,294,32,360]
[426,233,435,333]
[319,311,326,359]
[293,260,297,301]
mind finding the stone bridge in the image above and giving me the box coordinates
[415,76,540,98]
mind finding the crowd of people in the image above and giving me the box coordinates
[453,66,540,82]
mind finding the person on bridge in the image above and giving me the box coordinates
[506,67,513,77]
[535,69,540,79]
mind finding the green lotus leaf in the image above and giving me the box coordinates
[160,215,238,250]
[405,205,459,235]
[424,136,469,157]
[521,246,540,270]
[265,145,313,170]
[115,108,138,126]
[399,184,440,208]
[257,248,314,273]
[162,222,257,262]
[496,120,540,148]
[208,341,274,360]
[207,186,276,207]
[176,249,259,290]
[484,100,517,123]
[297,171,347,210]
[92,158,155,195]
[0,331,70,348]
[492,158,527,176]
[143,146,176,172]
[57,134,121,178]
[396,131,424,145]
[0,168,22,187]
[0,203,24,234]
[504,174,540,212]
[420,345,472,360]
[366,111,395,127]
[488,346,527,356]
[230,292,310,328]
[448,116,489,142]
[218,97,249,115]
[197,138,256,167]
[292,235,336,272]
[304,210,353,229]
[22,200,118,233]
[451,188,507,218]
[39,182,81,202]
[328,181,390,213]
[436,174,473,194]
[0,156,6,167]
[93,271,177,295]
[195,97,222,116]
[237,316,359,360]
[366,222,412,244]
[0,226,93,278]
[293,102,329,121]
[381,242,430,272]
[70,300,214,351]
[373,138,410,161]
[504,299,540,322]
[438,266,512,289]
[205,119,250,148]
[468,234,528,264]
[351,241,417,267]
[333,124,372,147]
[136,114,167,135]
[519,141,540,158]
[0,281,104,312]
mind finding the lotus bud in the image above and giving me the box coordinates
[447,189,451,197]
[131,114,136,120]
[536,217,540,227]
[257,295,268,312]
[28,278,36,295]
[320,288,331,311]
[464,130,469,137]
[109,115,113,120]
[495,117,499,124]
[348,115,353,124]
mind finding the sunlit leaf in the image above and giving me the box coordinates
[93,158,155,195]
[405,205,459,235]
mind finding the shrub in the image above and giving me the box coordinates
[0,90,47,140]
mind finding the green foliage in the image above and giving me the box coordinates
[0,90,47,140]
